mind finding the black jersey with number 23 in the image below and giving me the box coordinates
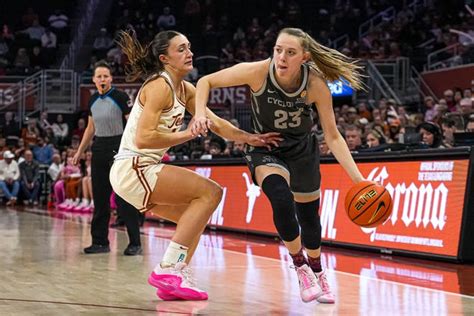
[249,59,314,156]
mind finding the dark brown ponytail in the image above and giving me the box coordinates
[117,29,183,82]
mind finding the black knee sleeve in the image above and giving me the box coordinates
[295,199,321,249]
[261,174,299,242]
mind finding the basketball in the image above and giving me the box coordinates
[344,181,393,228]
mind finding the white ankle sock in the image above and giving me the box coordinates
[154,241,188,272]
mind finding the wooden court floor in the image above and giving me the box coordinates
[1,207,473,315]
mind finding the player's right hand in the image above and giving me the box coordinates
[72,152,81,165]
[245,132,283,150]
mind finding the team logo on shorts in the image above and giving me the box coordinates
[262,156,278,164]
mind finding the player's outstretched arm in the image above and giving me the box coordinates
[195,59,269,108]
[310,74,364,183]
[185,81,282,150]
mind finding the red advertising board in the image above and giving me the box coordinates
[149,159,469,258]
[421,64,474,98]
[79,84,251,110]
[0,83,35,110]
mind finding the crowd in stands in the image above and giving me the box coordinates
[85,0,405,79]
[339,1,474,69]
[0,111,93,210]
[85,0,473,81]
[1,1,473,77]
[0,6,70,76]
[317,91,474,154]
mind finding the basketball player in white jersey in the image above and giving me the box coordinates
[195,28,367,304]
[110,30,281,301]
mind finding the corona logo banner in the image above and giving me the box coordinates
[324,160,468,257]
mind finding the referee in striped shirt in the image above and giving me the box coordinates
[73,60,142,255]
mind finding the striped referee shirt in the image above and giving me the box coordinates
[88,87,131,137]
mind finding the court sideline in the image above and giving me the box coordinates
[1,207,473,315]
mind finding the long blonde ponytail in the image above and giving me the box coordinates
[279,28,364,91]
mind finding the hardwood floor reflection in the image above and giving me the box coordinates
[1,206,473,315]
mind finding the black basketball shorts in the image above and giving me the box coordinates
[244,144,321,195]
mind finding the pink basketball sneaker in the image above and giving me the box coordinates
[148,262,208,301]
[295,264,322,303]
[156,288,180,301]
[315,270,335,304]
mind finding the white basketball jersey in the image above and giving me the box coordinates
[115,71,186,162]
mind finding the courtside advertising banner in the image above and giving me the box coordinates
[149,160,469,258]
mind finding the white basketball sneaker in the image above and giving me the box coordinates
[315,270,335,304]
[295,264,323,302]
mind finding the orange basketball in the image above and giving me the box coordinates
[344,181,393,228]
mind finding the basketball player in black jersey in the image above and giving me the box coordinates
[196,28,366,304]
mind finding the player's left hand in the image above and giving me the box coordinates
[190,116,211,137]
[246,132,283,150]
